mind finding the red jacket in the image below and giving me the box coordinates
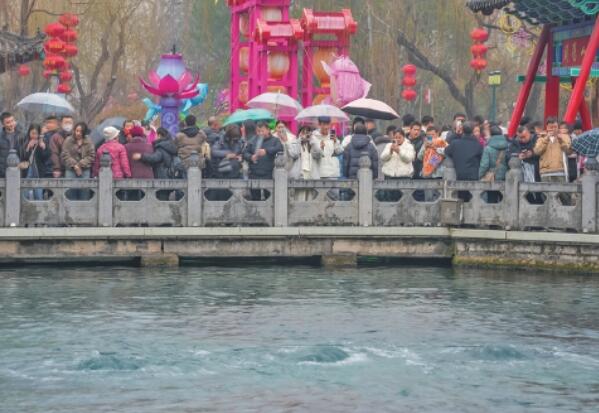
[93,140,131,178]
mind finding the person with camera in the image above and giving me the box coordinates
[380,129,415,180]
[533,117,572,184]
[310,116,343,180]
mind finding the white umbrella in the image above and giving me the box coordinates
[247,92,303,117]
[295,104,350,123]
[17,92,75,115]
[342,98,400,121]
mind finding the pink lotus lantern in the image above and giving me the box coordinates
[140,49,200,136]
[322,56,371,107]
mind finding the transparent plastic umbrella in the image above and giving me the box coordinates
[17,93,75,115]
[247,92,303,118]
[295,104,350,123]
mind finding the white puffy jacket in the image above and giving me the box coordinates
[380,140,416,178]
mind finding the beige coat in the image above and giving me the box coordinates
[533,134,571,175]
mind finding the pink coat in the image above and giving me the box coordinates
[93,140,132,178]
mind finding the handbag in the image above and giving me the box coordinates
[481,150,505,182]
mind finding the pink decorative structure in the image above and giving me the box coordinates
[323,56,371,108]
[300,9,358,108]
[227,0,359,124]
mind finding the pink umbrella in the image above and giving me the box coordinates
[342,98,400,121]
[247,92,303,118]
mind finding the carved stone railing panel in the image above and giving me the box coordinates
[373,179,443,226]
[20,178,98,226]
[519,182,582,231]
[202,179,273,227]
[113,180,188,227]
[288,179,359,226]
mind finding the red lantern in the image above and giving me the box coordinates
[59,13,79,28]
[61,43,78,57]
[401,76,417,87]
[59,71,73,82]
[60,30,78,43]
[44,22,66,38]
[43,54,66,70]
[470,28,489,43]
[45,38,65,54]
[470,43,488,57]
[470,58,488,71]
[57,83,72,94]
[18,64,31,77]
[42,69,54,79]
[402,89,417,101]
[402,64,417,76]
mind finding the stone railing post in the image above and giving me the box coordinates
[187,151,202,227]
[98,151,113,227]
[581,158,599,233]
[442,157,457,182]
[358,155,373,227]
[504,157,523,231]
[5,149,20,227]
[273,153,288,227]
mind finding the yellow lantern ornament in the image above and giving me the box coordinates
[268,52,290,80]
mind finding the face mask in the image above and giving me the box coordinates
[63,124,73,133]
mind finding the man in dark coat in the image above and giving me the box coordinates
[444,121,483,181]
[0,112,25,177]
[41,116,61,178]
[365,118,383,142]
[407,122,424,178]
[203,116,223,147]
[508,124,540,182]
[243,120,284,180]
[445,113,467,144]
[343,123,378,179]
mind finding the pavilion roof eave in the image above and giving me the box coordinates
[467,0,598,26]
[0,30,45,74]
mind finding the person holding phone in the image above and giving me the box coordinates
[310,116,343,180]
[274,121,301,179]
[380,129,415,179]
[533,117,571,184]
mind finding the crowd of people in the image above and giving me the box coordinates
[0,109,590,201]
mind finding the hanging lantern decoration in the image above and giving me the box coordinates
[239,80,249,104]
[401,64,418,102]
[239,13,250,37]
[59,70,73,82]
[401,89,418,102]
[239,46,249,72]
[61,43,78,57]
[59,13,79,28]
[267,52,290,80]
[313,47,336,84]
[261,7,283,22]
[57,82,72,94]
[470,57,488,71]
[470,27,489,73]
[44,22,66,38]
[59,29,78,43]
[43,54,66,70]
[43,69,54,79]
[267,85,288,94]
[45,38,65,54]
[18,64,31,77]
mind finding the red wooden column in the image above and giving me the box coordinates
[564,16,599,124]
[580,99,593,130]
[508,25,551,137]
[545,26,560,120]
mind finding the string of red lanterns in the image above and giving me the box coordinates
[41,13,79,94]
[401,64,418,102]
[470,27,489,73]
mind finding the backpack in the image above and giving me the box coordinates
[167,155,187,179]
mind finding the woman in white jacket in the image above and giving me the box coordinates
[273,121,301,179]
[310,117,343,180]
[380,129,416,179]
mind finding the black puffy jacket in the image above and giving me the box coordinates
[343,134,379,179]
[242,134,284,179]
[141,137,179,179]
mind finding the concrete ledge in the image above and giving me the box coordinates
[0,227,597,272]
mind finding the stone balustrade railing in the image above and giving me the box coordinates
[2,149,599,232]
